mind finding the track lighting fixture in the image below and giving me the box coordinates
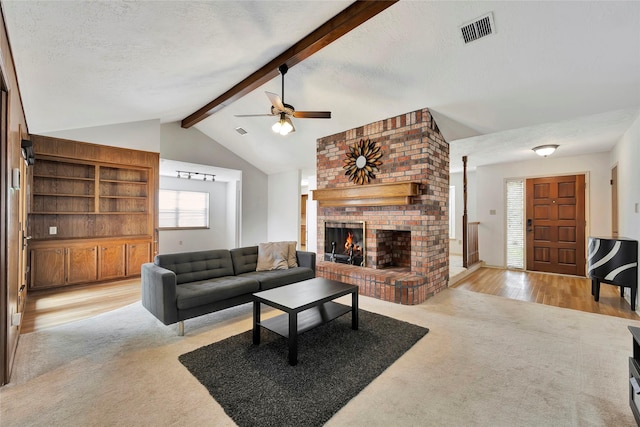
[176,170,216,182]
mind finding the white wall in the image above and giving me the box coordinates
[267,169,301,243]
[226,180,240,248]
[306,174,318,255]
[160,122,268,246]
[450,171,477,255]
[476,152,611,268]
[611,113,640,240]
[158,176,232,253]
[41,119,160,153]
[610,112,640,310]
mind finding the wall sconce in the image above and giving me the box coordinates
[21,140,35,165]
[532,144,559,157]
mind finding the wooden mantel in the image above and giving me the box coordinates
[311,181,420,207]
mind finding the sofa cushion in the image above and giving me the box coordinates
[256,242,289,271]
[230,246,258,275]
[286,241,298,268]
[155,250,234,285]
[240,267,314,290]
[176,276,260,310]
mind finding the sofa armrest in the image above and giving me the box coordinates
[141,263,179,325]
[296,250,316,276]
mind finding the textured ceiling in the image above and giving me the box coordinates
[3,1,639,175]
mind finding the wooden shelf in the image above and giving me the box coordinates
[100,211,148,215]
[33,193,94,198]
[31,211,94,215]
[311,181,420,207]
[31,211,149,215]
[100,179,147,185]
[34,174,95,181]
[99,195,147,199]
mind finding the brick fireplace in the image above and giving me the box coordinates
[313,108,449,305]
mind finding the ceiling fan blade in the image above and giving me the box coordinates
[234,113,275,117]
[265,92,285,112]
[293,111,332,119]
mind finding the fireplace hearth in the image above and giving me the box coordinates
[324,221,365,266]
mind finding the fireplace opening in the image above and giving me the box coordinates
[324,221,365,266]
[372,229,412,270]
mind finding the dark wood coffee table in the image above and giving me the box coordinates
[252,278,358,365]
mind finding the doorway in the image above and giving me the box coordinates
[526,174,586,276]
[611,165,618,238]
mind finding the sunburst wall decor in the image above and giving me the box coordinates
[343,138,383,185]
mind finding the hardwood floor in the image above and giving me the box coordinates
[20,267,639,334]
[20,279,141,333]
[452,267,639,320]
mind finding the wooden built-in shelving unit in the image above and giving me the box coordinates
[27,135,159,290]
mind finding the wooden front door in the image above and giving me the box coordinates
[526,175,586,276]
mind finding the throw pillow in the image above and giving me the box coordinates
[286,241,298,268]
[256,242,289,271]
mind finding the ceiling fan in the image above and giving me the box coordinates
[235,64,331,135]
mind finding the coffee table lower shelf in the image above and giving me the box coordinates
[258,301,351,338]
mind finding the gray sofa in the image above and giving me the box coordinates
[141,245,316,335]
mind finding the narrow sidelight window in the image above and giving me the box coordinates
[506,179,524,269]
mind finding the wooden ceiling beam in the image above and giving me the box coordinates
[181,0,398,128]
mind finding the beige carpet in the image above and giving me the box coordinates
[2,287,639,426]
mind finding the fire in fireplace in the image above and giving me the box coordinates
[324,221,365,266]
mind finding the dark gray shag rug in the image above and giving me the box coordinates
[178,309,429,427]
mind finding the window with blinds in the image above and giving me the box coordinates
[506,179,524,269]
[449,185,455,239]
[159,189,210,229]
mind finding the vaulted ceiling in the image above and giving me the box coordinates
[3,1,639,175]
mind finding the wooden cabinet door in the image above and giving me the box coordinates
[126,242,150,276]
[99,244,126,280]
[67,246,98,284]
[30,248,65,289]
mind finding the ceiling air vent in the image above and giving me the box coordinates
[235,127,247,135]
[460,12,495,44]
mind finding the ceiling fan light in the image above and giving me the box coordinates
[273,113,292,135]
[532,144,559,157]
[280,118,293,135]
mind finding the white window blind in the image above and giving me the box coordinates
[506,179,524,269]
[159,189,209,229]
[449,185,455,239]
